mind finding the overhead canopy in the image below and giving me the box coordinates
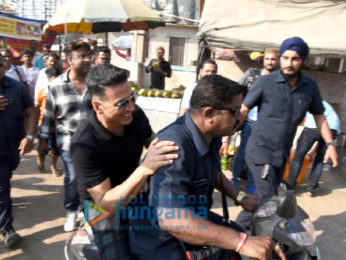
[44,0,164,34]
[198,0,346,56]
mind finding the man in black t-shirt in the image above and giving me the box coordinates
[71,64,178,259]
[145,46,172,89]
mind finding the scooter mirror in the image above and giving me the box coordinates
[276,191,297,219]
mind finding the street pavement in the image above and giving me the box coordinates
[0,150,345,259]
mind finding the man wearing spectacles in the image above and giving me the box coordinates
[39,40,93,232]
[129,75,285,260]
[70,64,179,259]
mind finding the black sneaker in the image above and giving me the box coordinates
[280,181,295,192]
[306,185,318,197]
[3,230,21,247]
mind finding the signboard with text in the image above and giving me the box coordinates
[0,13,41,41]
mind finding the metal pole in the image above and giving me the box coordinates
[105,32,108,47]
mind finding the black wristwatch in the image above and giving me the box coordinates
[326,140,337,147]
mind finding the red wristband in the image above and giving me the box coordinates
[236,232,247,253]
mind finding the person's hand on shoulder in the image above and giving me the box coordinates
[141,137,179,176]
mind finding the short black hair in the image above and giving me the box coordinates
[96,46,110,55]
[64,40,91,57]
[200,59,217,71]
[45,67,61,79]
[86,64,130,97]
[22,49,34,56]
[42,44,51,50]
[47,52,60,60]
[190,74,245,111]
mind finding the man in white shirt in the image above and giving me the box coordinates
[178,59,218,117]
[34,52,60,102]
[20,49,40,100]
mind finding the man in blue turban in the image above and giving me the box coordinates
[279,36,309,62]
[230,36,338,200]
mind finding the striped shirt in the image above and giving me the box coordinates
[305,100,340,132]
[40,69,92,151]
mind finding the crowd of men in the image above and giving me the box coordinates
[0,36,339,260]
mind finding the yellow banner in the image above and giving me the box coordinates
[0,14,41,41]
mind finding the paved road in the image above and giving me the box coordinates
[0,150,345,259]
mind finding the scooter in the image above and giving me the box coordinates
[64,226,101,260]
[65,191,318,260]
[249,191,319,259]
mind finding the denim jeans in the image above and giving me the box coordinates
[59,148,80,212]
[245,156,284,200]
[88,206,133,260]
[232,120,255,193]
[287,128,337,190]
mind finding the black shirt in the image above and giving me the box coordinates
[244,70,324,167]
[0,76,33,157]
[146,59,172,90]
[71,105,153,202]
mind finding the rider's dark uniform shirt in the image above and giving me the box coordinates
[129,112,221,259]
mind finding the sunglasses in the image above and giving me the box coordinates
[213,106,241,117]
[97,92,138,110]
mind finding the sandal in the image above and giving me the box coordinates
[51,166,63,177]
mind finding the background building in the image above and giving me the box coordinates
[0,0,56,20]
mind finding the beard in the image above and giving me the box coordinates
[281,63,302,81]
[76,65,90,76]
[265,66,276,72]
[281,69,301,82]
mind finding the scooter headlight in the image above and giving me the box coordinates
[287,219,316,246]
[254,203,277,218]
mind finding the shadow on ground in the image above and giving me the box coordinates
[0,152,69,259]
[313,211,346,259]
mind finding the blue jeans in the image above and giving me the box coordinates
[59,148,80,212]
[287,128,337,190]
[88,205,133,260]
[232,120,255,193]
